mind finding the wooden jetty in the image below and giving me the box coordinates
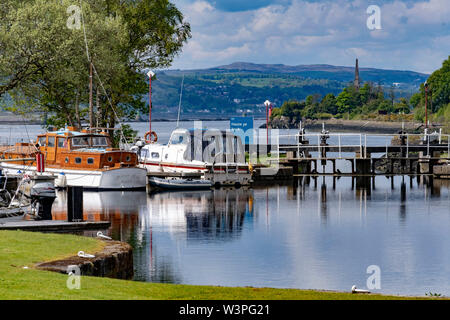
[268,132,450,176]
[433,164,450,179]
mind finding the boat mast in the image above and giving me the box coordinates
[89,61,94,131]
[147,71,155,135]
[176,74,184,128]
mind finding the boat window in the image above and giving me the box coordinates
[57,138,67,148]
[92,136,108,147]
[126,156,131,162]
[65,157,69,163]
[75,157,82,164]
[107,156,113,162]
[47,136,55,147]
[140,149,148,158]
[38,136,47,146]
[72,137,90,147]
[87,158,94,164]
[170,133,188,145]
[151,152,159,159]
[190,137,204,162]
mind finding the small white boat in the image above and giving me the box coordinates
[148,177,212,191]
[133,128,252,186]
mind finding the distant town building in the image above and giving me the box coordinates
[354,58,360,90]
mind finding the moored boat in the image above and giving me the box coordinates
[133,128,252,186]
[0,127,146,191]
[148,176,213,191]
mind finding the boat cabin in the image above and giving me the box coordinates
[140,128,246,165]
[0,127,138,170]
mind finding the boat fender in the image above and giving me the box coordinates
[55,172,67,188]
[145,131,158,144]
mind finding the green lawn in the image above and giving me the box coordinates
[0,230,442,300]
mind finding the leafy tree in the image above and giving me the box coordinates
[0,1,59,98]
[409,92,421,109]
[359,83,373,104]
[336,88,354,114]
[377,100,395,114]
[394,98,410,114]
[0,0,191,144]
[426,56,450,112]
[319,93,337,114]
[280,100,305,118]
[305,95,314,106]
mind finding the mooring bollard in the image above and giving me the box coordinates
[67,186,83,222]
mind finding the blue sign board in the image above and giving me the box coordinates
[230,117,254,145]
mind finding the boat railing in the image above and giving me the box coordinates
[0,137,34,146]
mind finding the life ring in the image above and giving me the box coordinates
[145,131,158,144]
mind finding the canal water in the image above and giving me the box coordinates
[49,176,450,297]
[1,121,449,296]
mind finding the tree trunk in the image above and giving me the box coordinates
[108,113,117,147]
[75,89,81,129]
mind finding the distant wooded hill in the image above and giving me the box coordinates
[150,62,428,119]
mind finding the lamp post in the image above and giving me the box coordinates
[147,70,155,134]
[264,100,271,145]
[424,81,428,128]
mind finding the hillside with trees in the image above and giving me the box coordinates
[409,56,450,132]
[149,63,427,119]
[269,56,449,132]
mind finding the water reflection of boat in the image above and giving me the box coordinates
[147,188,255,241]
[51,190,146,238]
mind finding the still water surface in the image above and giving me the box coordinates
[1,121,449,296]
[50,176,450,297]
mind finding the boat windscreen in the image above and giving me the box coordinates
[170,132,189,145]
[71,136,109,148]
[71,136,90,147]
[92,136,108,147]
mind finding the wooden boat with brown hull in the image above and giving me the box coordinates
[0,127,147,191]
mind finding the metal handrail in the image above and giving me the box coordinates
[275,132,450,160]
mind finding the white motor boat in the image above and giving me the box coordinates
[133,128,252,186]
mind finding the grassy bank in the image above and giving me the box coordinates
[0,230,441,300]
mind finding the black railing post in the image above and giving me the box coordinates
[67,186,83,222]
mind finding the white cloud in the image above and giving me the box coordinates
[171,0,450,73]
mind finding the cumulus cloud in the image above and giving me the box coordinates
[172,0,450,73]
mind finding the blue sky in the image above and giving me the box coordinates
[170,0,450,73]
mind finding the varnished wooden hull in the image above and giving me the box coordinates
[1,163,147,191]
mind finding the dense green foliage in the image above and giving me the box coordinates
[152,72,344,118]
[0,0,190,142]
[270,56,450,133]
[410,56,450,131]
[270,82,412,122]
